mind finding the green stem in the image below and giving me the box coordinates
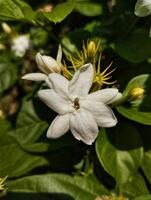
[111,95,128,107]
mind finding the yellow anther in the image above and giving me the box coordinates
[94,61,116,88]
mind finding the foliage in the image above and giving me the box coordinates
[0,0,151,200]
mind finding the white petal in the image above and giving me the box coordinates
[56,44,62,63]
[87,88,118,104]
[81,100,117,127]
[107,92,122,104]
[43,56,60,73]
[36,53,49,74]
[69,63,94,99]
[47,114,69,138]
[70,109,98,145]
[36,53,61,74]
[135,0,151,17]
[48,73,69,100]
[38,89,71,114]
[22,73,47,81]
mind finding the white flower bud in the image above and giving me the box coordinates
[36,52,62,74]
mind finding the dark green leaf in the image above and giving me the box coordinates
[141,151,151,184]
[114,29,151,63]
[116,106,151,125]
[9,100,49,153]
[96,123,143,185]
[0,57,18,94]
[0,120,48,178]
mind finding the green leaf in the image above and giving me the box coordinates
[0,56,18,94]
[122,173,149,198]
[132,195,151,200]
[117,106,151,125]
[96,123,143,185]
[141,151,151,184]
[114,29,151,63]
[62,29,90,56]
[9,100,49,153]
[135,0,151,17]
[7,174,108,200]
[117,74,151,125]
[0,0,36,23]
[0,120,48,178]
[40,1,76,24]
[76,2,102,16]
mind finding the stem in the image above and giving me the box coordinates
[111,95,128,107]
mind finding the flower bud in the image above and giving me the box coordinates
[0,43,6,50]
[1,23,12,34]
[87,41,96,57]
[36,53,62,74]
[129,87,144,99]
[0,110,5,119]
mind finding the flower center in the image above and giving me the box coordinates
[73,98,80,110]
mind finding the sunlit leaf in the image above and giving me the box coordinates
[39,1,76,24]
[0,119,48,178]
[7,174,108,200]
[96,123,143,185]
[0,0,36,23]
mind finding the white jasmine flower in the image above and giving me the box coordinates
[22,45,62,83]
[135,0,151,17]
[38,63,122,145]
[11,35,30,57]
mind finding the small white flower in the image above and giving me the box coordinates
[135,0,151,17]
[11,35,30,57]
[38,63,122,145]
[22,45,62,83]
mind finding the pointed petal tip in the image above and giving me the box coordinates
[81,63,93,71]
[106,118,118,128]
[22,73,47,81]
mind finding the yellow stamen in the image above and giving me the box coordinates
[0,177,7,191]
[94,61,116,88]
[67,40,100,68]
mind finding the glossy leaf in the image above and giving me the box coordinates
[122,173,148,198]
[0,0,36,23]
[9,100,49,153]
[116,106,151,125]
[40,1,76,24]
[115,29,151,63]
[76,2,102,16]
[0,120,48,178]
[96,123,143,185]
[141,151,151,184]
[117,74,151,125]
[7,174,108,200]
[132,195,151,200]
